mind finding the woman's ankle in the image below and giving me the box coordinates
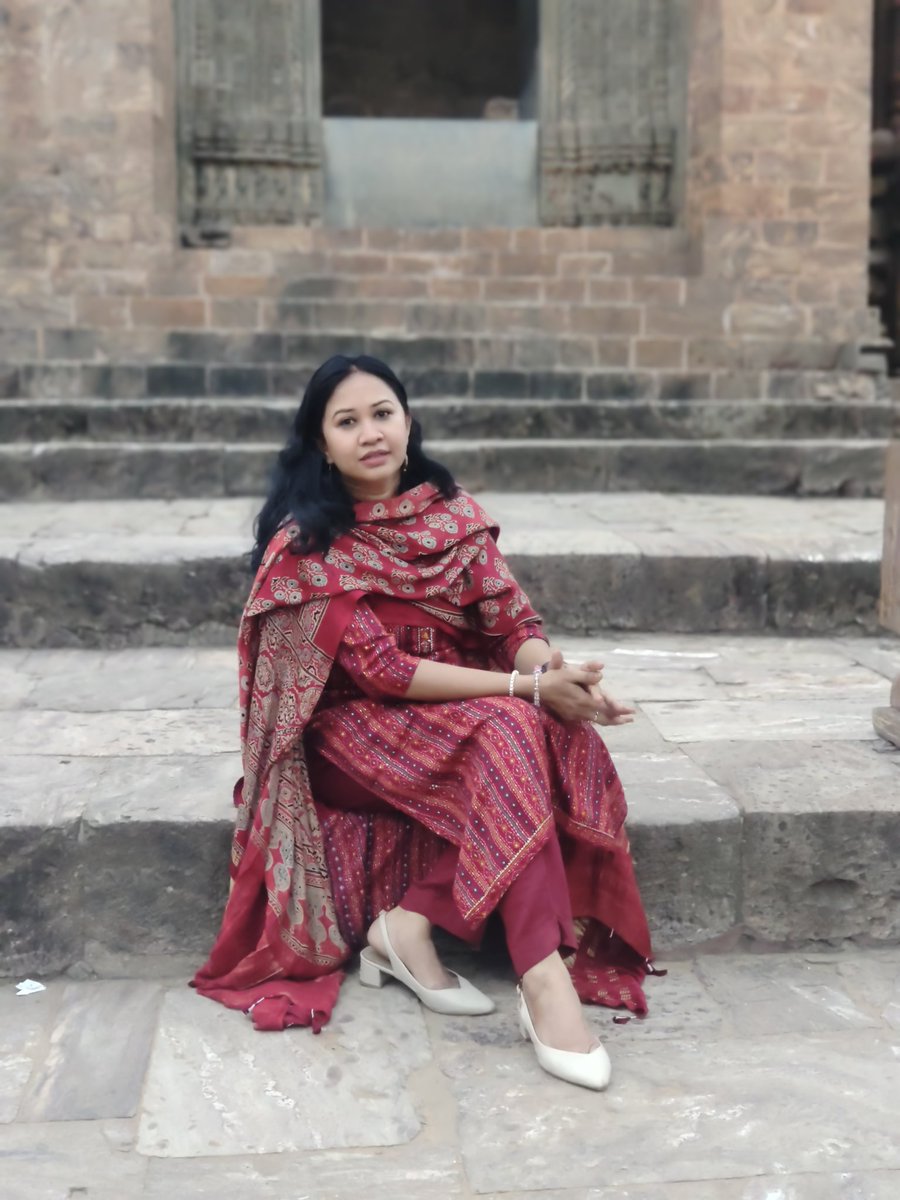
[521,950,570,994]
[367,907,458,990]
[521,952,597,1054]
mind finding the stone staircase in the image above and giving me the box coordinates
[1,379,898,978]
[0,394,896,501]
[0,388,893,645]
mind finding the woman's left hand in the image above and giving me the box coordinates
[559,655,635,726]
[587,680,636,726]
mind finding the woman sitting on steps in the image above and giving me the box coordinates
[193,353,655,1092]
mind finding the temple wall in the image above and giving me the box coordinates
[0,0,879,401]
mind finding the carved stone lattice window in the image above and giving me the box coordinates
[538,0,683,226]
[175,0,323,227]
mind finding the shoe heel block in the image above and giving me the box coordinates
[358,951,387,988]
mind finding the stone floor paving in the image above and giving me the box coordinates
[1,949,900,1199]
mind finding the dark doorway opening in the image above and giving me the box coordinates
[322,0,538,119]
[871,0,900,371]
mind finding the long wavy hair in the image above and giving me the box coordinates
[249,354,459,572]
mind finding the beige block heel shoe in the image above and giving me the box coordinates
[517,985,612,1091]
[358,912,495,1016]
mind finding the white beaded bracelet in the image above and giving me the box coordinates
[532,666,542,707]
[508,669,519,697]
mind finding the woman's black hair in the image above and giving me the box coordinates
[249,354,459,572]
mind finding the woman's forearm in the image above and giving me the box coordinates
[513,637,552,674]
[404,657,534,702]
[403,638,552,703]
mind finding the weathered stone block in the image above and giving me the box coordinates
[0,823,82,976]
[472,370,529,398]
[444,1028,900,1193]
[18,363,84,399]
[43,328,102,361]
[593,337,632,368]
[407,302,482,336]
[0,329,39,360]
[0,1120,149,1197]
[635,338,686,369]
[368,336,476,369]
[166,331,229,362]
[586,372,655,400]
[0,367,21,398]
[767,370,877,402]
[0,558,246,648]
[131,297,206,328]
[81,816,231,960]
[18,982,162,1121]
[210,298,262,329]
[281,332,366,363]
[512,335,570,371]
[224,446,273,496]
[146,364,206,397]
[209,366,271,397]
[767,559,880,634]
[238,332,285,363]
[137,982,431,1156]
[507,552,768,634]
[524,370,582,399]
[686,740,900,946]
[657,373,713,400]
[80,363,148,398]
[403,367,471,396]
[617,751,742,947]
[0,444,228,501]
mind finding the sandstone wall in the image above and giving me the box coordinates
[0,0,879,401]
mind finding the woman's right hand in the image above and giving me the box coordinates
[534,648,604,723]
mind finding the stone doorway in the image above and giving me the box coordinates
[175,0,684,231]
[871,0,900,371]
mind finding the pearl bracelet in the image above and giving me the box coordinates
[508,669,519,697]
[532,666,542,707]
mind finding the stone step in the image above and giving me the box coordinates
[0,493,884,647]
[2,355,886,403]
[3,634,897,977]
[1,396,898,442]
[0,438,888,500]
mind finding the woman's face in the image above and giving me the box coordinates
[320,370,411,501]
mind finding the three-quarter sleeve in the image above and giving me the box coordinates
[465,531,546,670]
[488,624,547,673]
[333,600,421,699]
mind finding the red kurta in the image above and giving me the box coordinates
[193,485,653,1028]
[306,598,652,1009]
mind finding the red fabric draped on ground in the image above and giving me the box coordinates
[192,484,653,1026]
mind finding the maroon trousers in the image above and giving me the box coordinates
[308,751,576,976]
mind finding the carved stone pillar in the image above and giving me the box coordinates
[175,0,323,228]
[537,0,681,226]
[875,442,900,748]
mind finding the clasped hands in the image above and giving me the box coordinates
[537,648,635,727]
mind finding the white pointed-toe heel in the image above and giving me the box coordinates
[358,912,495,1016]
[517,985,612,1091]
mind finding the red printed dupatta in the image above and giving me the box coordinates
[192,484,542,1022]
